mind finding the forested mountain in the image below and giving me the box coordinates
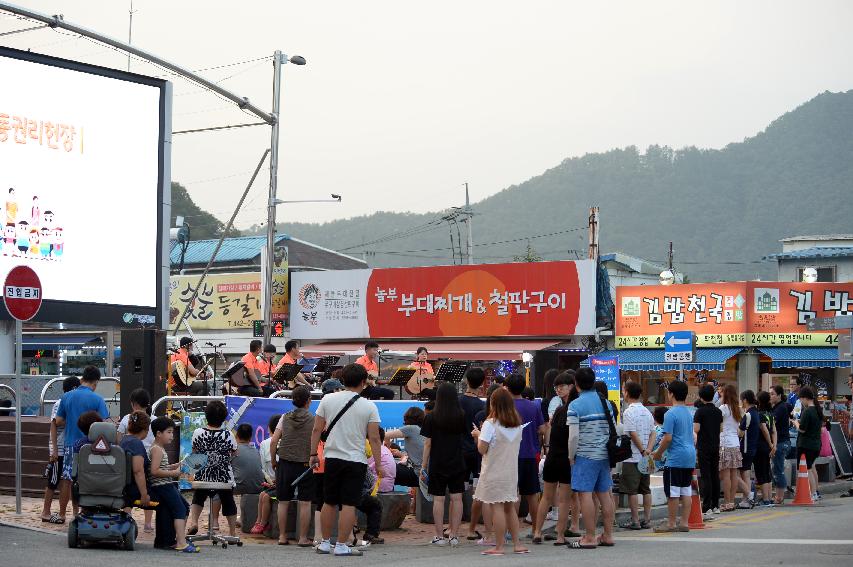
[171,182,240,240]
[244,91,853,282]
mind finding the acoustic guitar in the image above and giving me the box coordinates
[171,360,193,388]
[405,366,436,396]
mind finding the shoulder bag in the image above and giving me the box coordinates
[599,394,632,468]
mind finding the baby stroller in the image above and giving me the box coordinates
[68,421,139,550]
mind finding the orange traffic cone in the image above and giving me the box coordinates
[687,469,705,529]
[791,456,814,506]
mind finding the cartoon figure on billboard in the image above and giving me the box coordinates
[52,227,63,259]
[39,227,51,259]
[6,188,18,225]
[28,229,39,256]
[15,220,28,256]
[3,224,14,252]
[31,196,40,225]
[42,210,54,229]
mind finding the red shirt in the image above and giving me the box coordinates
[355,355,378,375]
[241,352,258,373]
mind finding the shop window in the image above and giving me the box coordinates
[797,266,836,282]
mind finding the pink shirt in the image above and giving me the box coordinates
[368,445,397,492]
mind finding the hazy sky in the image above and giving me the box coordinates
[3,1,853,229]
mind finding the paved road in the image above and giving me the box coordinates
[3,496,853,566]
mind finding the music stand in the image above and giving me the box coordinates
[222,361,247,392]
[388,368,416,400]
[314,355,341,373]
[272,363,305,386]
[434,361,470,386]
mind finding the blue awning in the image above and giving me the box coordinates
[581,347,743,371]
[23,335,99,351]
[757,347,850,369]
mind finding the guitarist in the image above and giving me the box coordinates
[409,346,436,400]
[171,337,205,395]
[274,340,312,389]
[356,341,394,400]
[237,340,265,397]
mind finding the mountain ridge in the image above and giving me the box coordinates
[239,90,853,281]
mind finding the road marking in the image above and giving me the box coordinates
[710,510,795,525]
[616,536,853,545]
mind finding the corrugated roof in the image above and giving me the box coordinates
[779,234,853,242]
[765,246,853,260]
[170,235,368,270]
[170,235,286,265]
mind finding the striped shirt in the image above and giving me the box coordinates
[567,391,613,461]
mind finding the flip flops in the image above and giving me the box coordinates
[566,540,597,549]
[481,549,504,556]
[653,525,678,533]
[618,520,642,530]
[596,537,615,547]
[466,530,482,541]
[176,543,199,553]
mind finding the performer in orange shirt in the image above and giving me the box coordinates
[274,340,312,388]
[170,337,204,395]
[409,346,436,400]
[355,341,394,400]
[238,340,264,397]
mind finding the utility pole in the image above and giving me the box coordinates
[587,206,600,261]
[668,241,674,270]
[464,182,473,265]
[127,0,136,72]
[263,50,283,346]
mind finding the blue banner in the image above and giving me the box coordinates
[589,355,620,392]
[223,395,426,447]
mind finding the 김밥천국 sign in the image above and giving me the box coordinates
[289,260,596,340]
[616,282,853,348]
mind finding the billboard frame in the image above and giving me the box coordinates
[0,45,171,328]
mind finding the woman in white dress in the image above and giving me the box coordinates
[472,388,528,556]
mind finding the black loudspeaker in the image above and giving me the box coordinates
[120,329,168,416]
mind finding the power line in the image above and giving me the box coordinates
[364,226,587,255]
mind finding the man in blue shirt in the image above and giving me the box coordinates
[54,365,110,516]
[652,380,696,532]
[567,368,615,548]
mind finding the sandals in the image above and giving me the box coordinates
[250,522,267,535]
[186,526,198,535]
[176,543,199,553]
[618,520,641,530]
[481,549,505,556]
[466,530,482,541]
[42,514,65,524]
[566,540,596,549]
[597,537,615,547]
[532,536,543,544]
[564,529,582,538]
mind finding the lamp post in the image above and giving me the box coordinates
[263,51,306,345]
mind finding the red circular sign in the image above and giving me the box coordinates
[4,266,43,321]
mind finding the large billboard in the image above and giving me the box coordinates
[616,282,853,348]
[290,260,596,340]
[169,271,288,331]
[0,46,170,327]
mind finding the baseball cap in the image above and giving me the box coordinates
[321,379,343,395]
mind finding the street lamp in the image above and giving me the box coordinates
[801,267,818,283]
[271,194,342,205]
[659,270,675,285]
[264,50,306,344]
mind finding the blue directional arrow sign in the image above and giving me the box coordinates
[664,330,695,363]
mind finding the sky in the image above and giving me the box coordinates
[2,1,853,229]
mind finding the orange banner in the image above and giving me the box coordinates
[616,282,853,348]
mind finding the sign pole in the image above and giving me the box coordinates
[14,317,22,515]
[679,361,684,381]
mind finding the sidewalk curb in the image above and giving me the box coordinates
[0,519,64,536]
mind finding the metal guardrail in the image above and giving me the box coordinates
[270,389,323,400]
[150,395,223,416]
[38,376,121,416]
[0,383,15,403]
